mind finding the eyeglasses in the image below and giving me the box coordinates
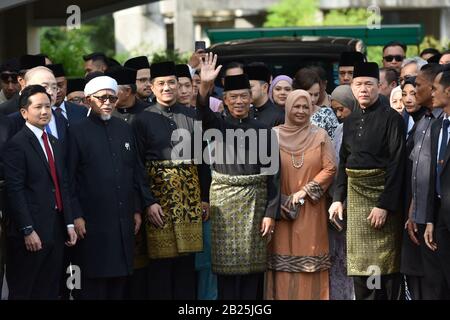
[136,77,151,84]
[92,95,118,103]
[383,55,404,62]
[1,73,18,84]
[68,97,86,104]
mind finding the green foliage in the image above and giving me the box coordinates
[150,50,190,64]
[40,15,115,77]
[323,8,376,26]
[262,0,448,65]
[264,0,320,27]
[406,35,449,57]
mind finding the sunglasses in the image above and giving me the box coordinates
[92,95,118,103]
[383,55,404,62]
[1,73,18,84]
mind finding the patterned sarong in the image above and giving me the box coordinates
[145,160,203,259]
[346,168,402,276]
[210,171,268,275]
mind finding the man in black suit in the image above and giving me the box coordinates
[3,85,77,299]
[425,66,450,295]
[8,66,70,142]
[47,63,87,124]
[0,113,11,294]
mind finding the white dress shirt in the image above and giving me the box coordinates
[25,122,54,160]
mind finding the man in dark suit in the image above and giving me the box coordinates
[3,85,77,299]
[0,113,11,294]
[425,66,450,296]
[47,63,87,124]
[7,66,71,142]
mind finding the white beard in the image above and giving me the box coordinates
[100,114,111,121]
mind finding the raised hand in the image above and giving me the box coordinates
[200,52,222,84]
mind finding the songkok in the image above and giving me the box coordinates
[339,52,366,67]
[67,78,86,94]
[175,64,192,80]
[85,71,104,83]
[244,65,271,83]
[47,64,65,78]
[84,76,118,96]
[151,61,176,79]
[353,62,380,80]
[224,74,251,91]
[0,58,20,73]
[124,56,150,70]
[19,54,46,70]
[105,66,137,85]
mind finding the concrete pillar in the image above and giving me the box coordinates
[26,4,40,54]
[145,2,167,51]
[114,2,166,55]
[174,0,194,52]
[440,8,450,46]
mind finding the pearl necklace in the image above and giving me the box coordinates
[291,152,304,169]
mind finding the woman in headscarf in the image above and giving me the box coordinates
[269,75,293,109]
[390,85,404,113]
[266,90,337,300]
[328,85,358,300]
[330,85,358,163]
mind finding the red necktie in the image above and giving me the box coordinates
[42,131,63,211]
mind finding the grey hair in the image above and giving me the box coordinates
[401,56,427,70]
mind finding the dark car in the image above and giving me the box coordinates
[208,36,364,92]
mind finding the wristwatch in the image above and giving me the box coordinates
[22,226,34,236]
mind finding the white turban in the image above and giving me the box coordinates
[84,76,118,96]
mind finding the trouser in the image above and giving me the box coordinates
[409,223,448,299]
[217,273,263,300]
[6,214,65,300]
[147,254,196,300]
[436,215,450,296]
[0,217,5,294]
[124,267,148,300]
[78,276,127,300]
[353,273,403,300]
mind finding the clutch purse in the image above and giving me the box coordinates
[329,216,344,232]
[280,194,302,220]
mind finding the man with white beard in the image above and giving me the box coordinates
[67,76,154,299]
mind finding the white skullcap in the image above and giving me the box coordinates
[84,76,118,96]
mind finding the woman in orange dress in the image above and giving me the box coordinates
[266,89,336,300]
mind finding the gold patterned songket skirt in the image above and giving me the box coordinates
[210,171,268,275]
[346,168,402,276]
[145,160,203,259]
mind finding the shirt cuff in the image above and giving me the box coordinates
[67,224,75,229]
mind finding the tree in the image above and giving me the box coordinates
[264,0,320,27]
[40,15,115,77]
[323,8,375,26]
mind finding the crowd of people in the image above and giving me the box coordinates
[0,41,449,300]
